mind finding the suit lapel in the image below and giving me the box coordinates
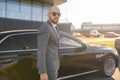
[47,20,59,43]
[47,20,59,35]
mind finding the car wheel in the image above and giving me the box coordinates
[101,56,116,77]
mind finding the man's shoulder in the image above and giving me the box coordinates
[38,22,50,32]
[41,21,51,27]
[41,22,48,26]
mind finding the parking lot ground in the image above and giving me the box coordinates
[63,68,120,80]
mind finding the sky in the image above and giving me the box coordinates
[58,0,120,29]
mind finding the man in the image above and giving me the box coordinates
[37,6,61,80]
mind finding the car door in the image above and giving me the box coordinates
[0,33,39,80]
[58,33,96,78]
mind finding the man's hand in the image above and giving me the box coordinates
[40,73,48,80]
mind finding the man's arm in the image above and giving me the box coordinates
[37,24,50,74]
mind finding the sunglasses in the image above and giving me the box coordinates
[51,12,61,17]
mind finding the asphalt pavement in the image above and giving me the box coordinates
[63,68,120,80]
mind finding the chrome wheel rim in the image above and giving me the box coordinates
[104,58,115,76]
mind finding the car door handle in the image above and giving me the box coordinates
[0,59,15,64]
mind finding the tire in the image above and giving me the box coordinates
[101,56,116,77]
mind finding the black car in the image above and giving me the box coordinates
[0,29,119,80]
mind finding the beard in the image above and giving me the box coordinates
[50,17,59,24]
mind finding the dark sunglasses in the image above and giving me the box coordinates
[52,12,61,17]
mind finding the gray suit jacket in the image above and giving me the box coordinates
[37,20,60,74]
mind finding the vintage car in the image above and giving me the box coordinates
[89,30,101,37]
[0,29,119,80]
[104,32,120,38]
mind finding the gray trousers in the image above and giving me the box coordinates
[47,71,58,80]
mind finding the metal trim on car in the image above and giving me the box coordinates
[58,70,98,80]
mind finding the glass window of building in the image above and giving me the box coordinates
[7,0,19,12]
[20,0,31,20]
[20,0,31,13]
[42,4,50,21]
[0,0,52,22]
[0,1,6,10]
[0,1,6,17]
[6,0,19,19]
[32,1,42,21]
[93,26,102,30]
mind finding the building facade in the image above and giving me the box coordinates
[81,22,120,31]
[80,22,120,36]
[0,0,67,31]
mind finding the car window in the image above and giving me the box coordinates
[60,36,82,48]
[0,33,37,51]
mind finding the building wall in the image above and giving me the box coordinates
[58,23,73,34]
[0,18,43,32]
[81,22,120,31]
[0,17,73,34]
[0,0,51,22]
[80,22,120,36]
[0,0,69,33]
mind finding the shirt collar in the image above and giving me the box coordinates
[51,23,57,28]
[48,20,57,28]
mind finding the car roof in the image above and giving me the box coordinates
[0,29,69,42]
[0,29,38,42]
[0,29,70,36]
[0,29,38,34]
